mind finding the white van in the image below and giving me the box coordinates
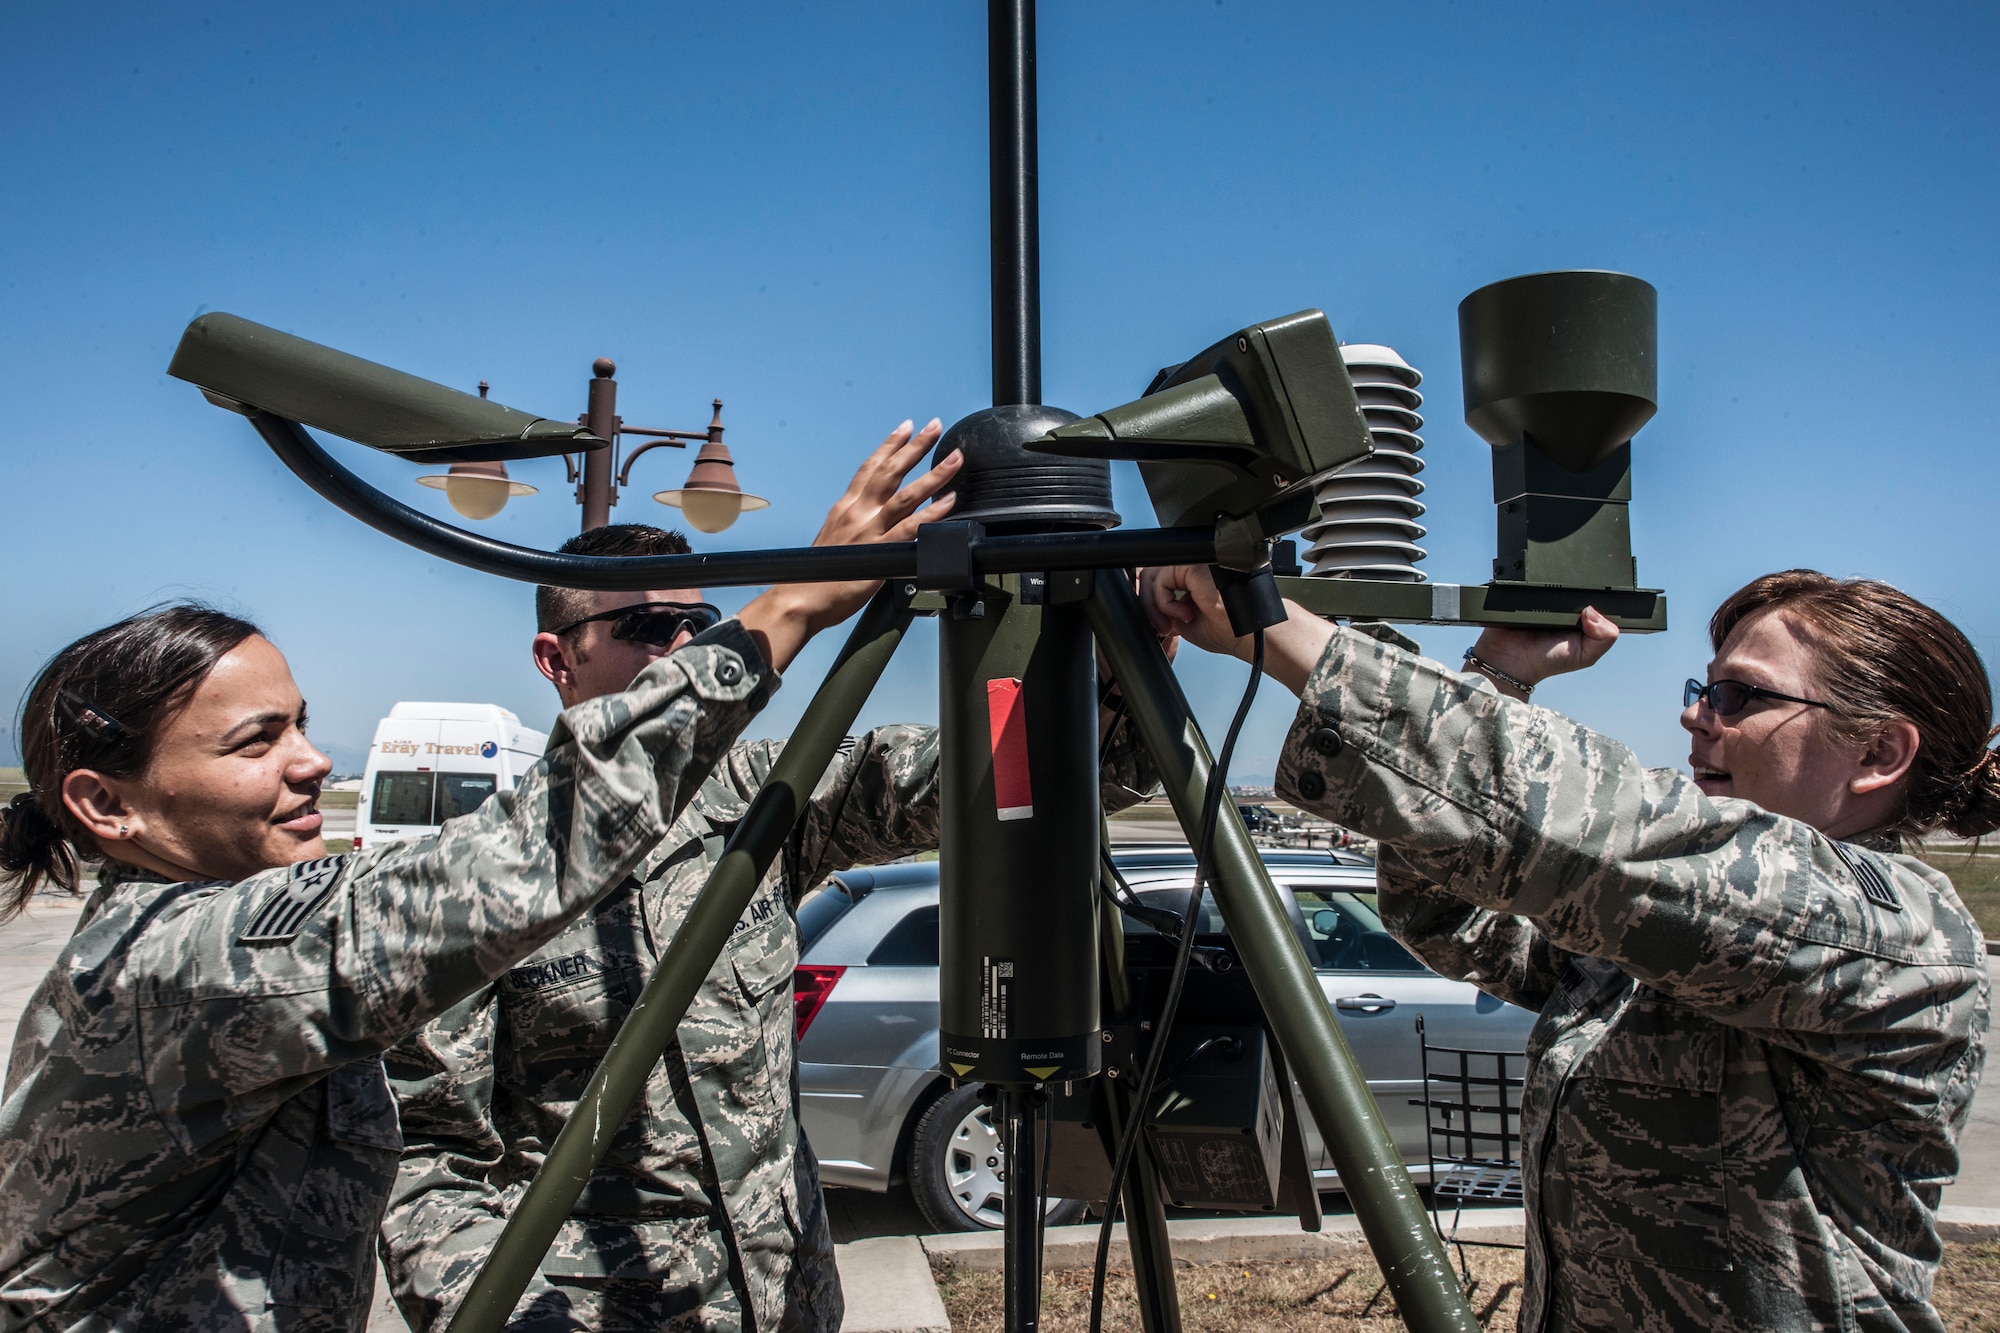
[354,702,549,851]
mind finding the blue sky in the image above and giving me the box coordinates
[2,2,1996,782]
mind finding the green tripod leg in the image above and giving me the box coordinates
[445,584,919,1333]
[1083,569,1478,1333]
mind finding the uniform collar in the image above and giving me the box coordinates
[636,774,750,879]
[689,775,750,830]
[1846,827,1904,855]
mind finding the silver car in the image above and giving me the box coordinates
[793,849,1534,1232]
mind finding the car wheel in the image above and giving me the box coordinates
[909,1083,1087,1233]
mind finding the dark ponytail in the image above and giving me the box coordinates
[1936,728,2000,841]
[1,604,261,921]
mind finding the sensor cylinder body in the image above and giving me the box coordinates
[938,580,1101,1086]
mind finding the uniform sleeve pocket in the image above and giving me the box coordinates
[1583,1001,1723,1091]
[270,1060,403,1311]
[325,1055,404,1151]
[1555,1003,1732,1272]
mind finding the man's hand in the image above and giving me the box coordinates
[739,420,960,672]
[1463,608,1620,701]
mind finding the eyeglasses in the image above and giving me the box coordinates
[552,602,722,647]
[1683,678,1830,718]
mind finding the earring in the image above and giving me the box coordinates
[119,824,129,835]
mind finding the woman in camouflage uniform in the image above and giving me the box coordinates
[0,425,963,1332]
[1144,566,1995,1332]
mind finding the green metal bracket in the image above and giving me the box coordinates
[1275,576,1667,633]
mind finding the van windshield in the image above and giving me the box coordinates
[371,771,503,827]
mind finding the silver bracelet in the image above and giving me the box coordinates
[1462,651,1534,698]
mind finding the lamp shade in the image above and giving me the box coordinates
[417,458,538,520]
[654,441,769,533]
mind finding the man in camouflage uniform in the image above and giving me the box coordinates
[380,527,1157,1332]
[1145,570,1987,1332]
[0,619,779,1331]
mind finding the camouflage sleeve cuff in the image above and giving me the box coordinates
[639,618,779,708]
[1272,625,1469,824]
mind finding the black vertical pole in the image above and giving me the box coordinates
[990,0,1040,407]
[1000,1087,1043,1333]
[991,4,1046,1329]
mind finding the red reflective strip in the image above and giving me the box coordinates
[987,677,1033,820]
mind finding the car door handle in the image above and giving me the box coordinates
[1334,994,1397,1013]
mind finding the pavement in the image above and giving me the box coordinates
[6,891,2000,1332]
[321,804,357,840]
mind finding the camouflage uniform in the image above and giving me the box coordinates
[380,716,1159,1333]
[1273,625,1989,1333]
[0,624,776,1332]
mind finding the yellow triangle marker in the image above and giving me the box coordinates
[1024,1065,1060,1080]
[949,1062,975,1077]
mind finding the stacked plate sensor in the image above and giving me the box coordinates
[1304,345,1428,582]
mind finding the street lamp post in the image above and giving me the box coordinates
[566,357,767,534]
[418,358,766,532]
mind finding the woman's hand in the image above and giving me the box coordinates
[1138,564,1332,697]
[1140,566,1623,703]
[1464,606,1621,701]
[740,420,960,671]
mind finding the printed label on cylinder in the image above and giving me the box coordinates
[986,677,1034,821]
[980,956,1014,1039]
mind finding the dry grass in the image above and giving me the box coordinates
[1919,846,2000,938]
[934,1241,2000,1331]
[1940,1241,2000,1331]
[932,1247,1524,1333]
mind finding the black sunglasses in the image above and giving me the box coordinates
[553,601,722,647]
[1684,678,1830,718]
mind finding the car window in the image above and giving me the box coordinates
[797,883,857,953]
[867,903,940,967]
[1293,885,1423,971]
[1119,888,1227,936]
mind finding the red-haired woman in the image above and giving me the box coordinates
[1146,566,1993,1332]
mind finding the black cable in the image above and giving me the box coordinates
[1157,1034,1244,1090]
[1088,628,1265,1333]
[1098,849,1182,938]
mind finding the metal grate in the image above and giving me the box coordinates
[1410,1013,1525,1277]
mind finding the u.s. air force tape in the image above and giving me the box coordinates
[239,859,343,944]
